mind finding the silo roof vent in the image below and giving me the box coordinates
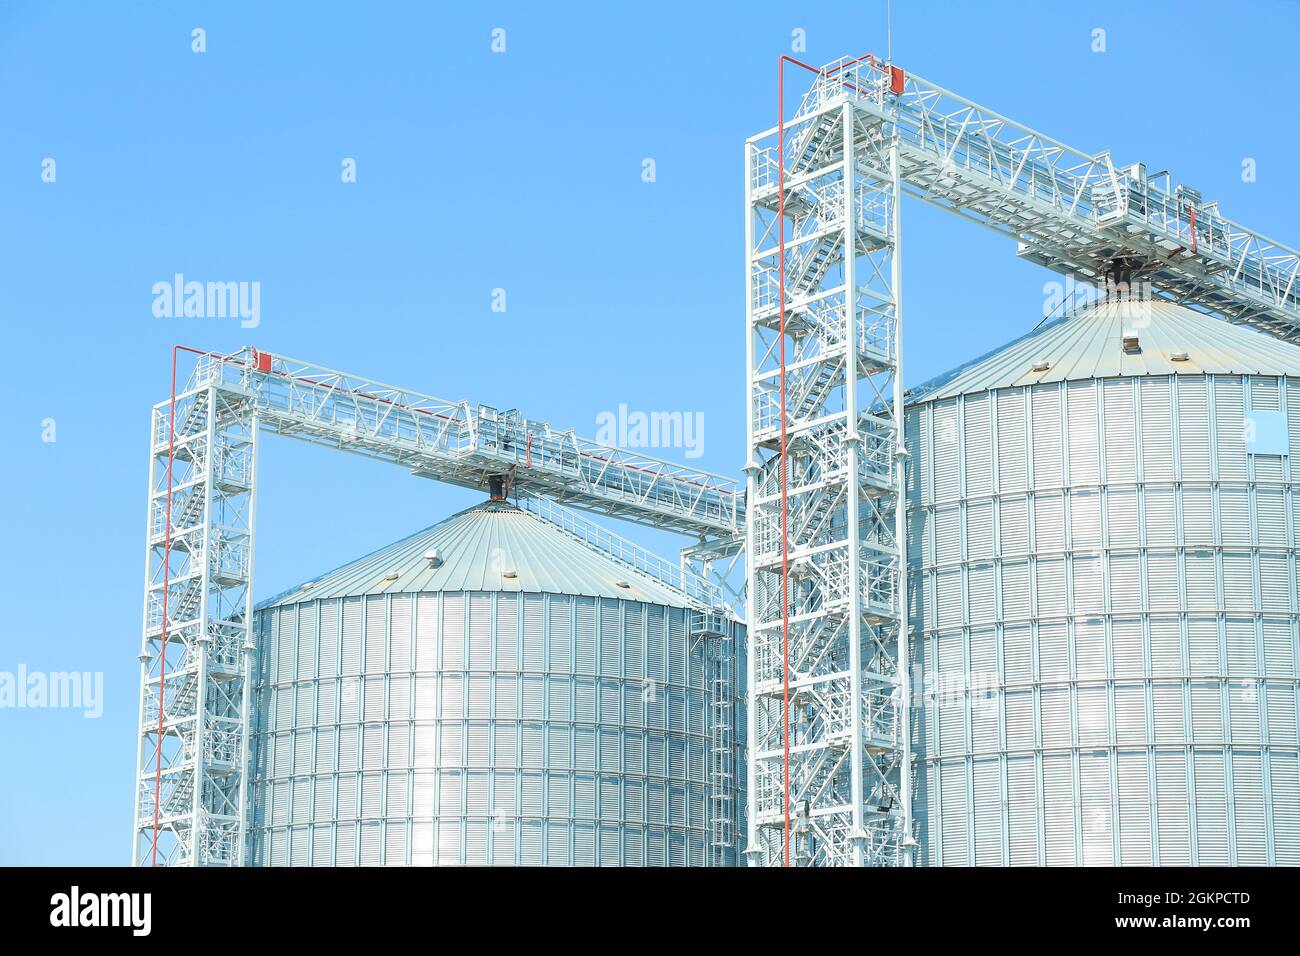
[1031,360,1051,372]
[1122,332,1141,354]
[1170,350,1190,362]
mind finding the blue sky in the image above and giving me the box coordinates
[0,1,1296,865]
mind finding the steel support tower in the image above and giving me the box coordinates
[135,52,1300,867]
[135,368,258,866]
[744,56,911,866]
[133,347,742,866]
[740,49,1300,867]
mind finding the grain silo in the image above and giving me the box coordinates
[906,299,1300,866]
[245,498,744,866]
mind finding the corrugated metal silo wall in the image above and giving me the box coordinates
[906,373,1300,865]
[247,591,746,865]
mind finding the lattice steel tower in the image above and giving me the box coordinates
[744,57,912,866]
[134,49,1300,868]
[134,365,259,866]
[133,349,743,865]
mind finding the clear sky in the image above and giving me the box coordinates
[0,1,1296,865]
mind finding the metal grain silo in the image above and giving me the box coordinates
[906,299,1300,866]
[246,499,744,866]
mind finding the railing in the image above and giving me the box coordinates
[146,577,201,633]
[862,686,900,748]
[213,446,253,489]
[174,347,743,537]
[203,720,242,768]
[858,309,893,361]
[208,532,250,584]
[751,146,780,192]
[473,416,741,532]
[517,496,722,610]
[763,55,1300,331]
[1113,173,1300,313]
[755,52,1300,368]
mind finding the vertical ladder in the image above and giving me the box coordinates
[708,666,735,865]
[691,610,738,866]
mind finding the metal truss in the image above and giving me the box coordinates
[812,58,1299,337]
[743,56,911,867]
[134,52,1300,869]
[225,348,737,537]
[134,365,258,866]
[740,50,1300,868]
[134,347,741,865]
[517,494,722,611]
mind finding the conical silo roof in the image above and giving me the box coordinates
[908,300,1300,404]
[260,499,694,608]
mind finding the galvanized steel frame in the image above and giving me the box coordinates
[136,348,741,865]
[740,49,1300,866]
[134,370,259,866]
[231,349,741,538]
[849,63,1300,338]
[134,51,1300,868]
[744,56,911,866]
